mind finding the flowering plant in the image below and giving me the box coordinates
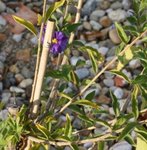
[0,0,147,149]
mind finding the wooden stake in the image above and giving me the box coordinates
[31,20,55,118]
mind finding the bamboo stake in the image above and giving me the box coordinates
[31,20,55,118]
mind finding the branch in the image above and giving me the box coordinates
[57,29,147,115]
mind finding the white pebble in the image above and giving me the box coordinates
[103,78,114,87]
[12,33,23,42]
[110,141,132,150]
[114,88,124,99]
[0,16,6,26]
[98,47,109,56]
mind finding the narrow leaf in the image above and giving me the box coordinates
[118,122,137,140]
[64,114,72,138]
[73,99,99,109]
[12,15,37,36]
[131,86,139,119]
[115,22,129,43]
[110,91,120,117]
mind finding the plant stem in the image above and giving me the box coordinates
[31,20,55,118]
[57,29,147,115]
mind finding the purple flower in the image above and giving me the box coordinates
[50,31,68,55]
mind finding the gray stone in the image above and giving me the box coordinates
[90,20,102,31]
[10,86,25,93]
[0,61,4,74]
[0,82,3,92]
[70,56,85,66]
[12,34,23,42]
[82,0,97,15]
[83,142,93,149]
[0,16,6,26]
[109,29,121,44]
[108,9,127,22]
[123,0,131,10]
[98,47,109,56]
[110,141,132,150]
[21,67,33,78]
[19,79,33,88]
[1,91,11,104]
[0,1,6,12]
[30,36,38,45]
[129,59,141,69]
[15,74,24,83]
[103,78,114,87]
[86,42,99,50]
[90,10,105,21]
[114,88,124,99]
[75,68,90,80]
[0,109,8,120]
[111,2,123,9]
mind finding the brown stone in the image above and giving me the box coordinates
[114,76,126,87]
[0,33,7,42]
[109,28,121,44]
[99,16,112,27]
[16,49,31,62]
[96,95,111,104]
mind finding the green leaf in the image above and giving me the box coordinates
[131,86,139,119]
[96,119,111,130]
[132,75,147,85]
[110,91,120,117]
[85,90,95,101]
[80,46,103,73]
[135,125,147,141]
[118,122,137,140]
[70,144,79,150]
[124,134,136,147]
[136,135,147,150]
[73,99,99,109]
[78,114,94,125]
[37,14,43,25]
[64,114,72,138]
[12,15,37,36]
[59,92,72,101]
[36,124,50,139]
[111,70,130,83]
[115,22,129,44]
[97,141,105,150]
[45,0,66,21]
[63,23,82,34]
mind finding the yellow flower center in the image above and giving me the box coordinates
[52,38,58,44]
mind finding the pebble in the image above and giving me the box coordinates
[122,0,131,10]
[70,56,85,66]
[90,20,102,31]
[110,141,132,150]
[30,36,38,45]
[0,1,6,12]
[90,10,105,21]
[100,0,111,10]
[96,95,111,104]
[113,87,124,99]
[10,86,25,93]
[0,109,8,120]
[108,9,127,22]
[83,142,93,149]
[16,49,31,62]
[111,2,123,9]
[83,21,92,30]
[86,42,99,50]
[12,34,23,42]
[109,28,121,44]
[15,74,24,83]
[19,79,33,88]
[99,16,112,27]
[21,67,34,78]
[1,91,11,104]
[103,78,114,87]
[98,47,109,56]
[0,82,3,92]
[0,61,4,74]
[9,64,19,74]
[0,16,6,26]
[82,0,97,15]
[73,118,82,129]
[129,59,141,69]
[75,68,90,80]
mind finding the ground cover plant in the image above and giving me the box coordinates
[0,0,147,149]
